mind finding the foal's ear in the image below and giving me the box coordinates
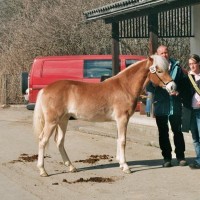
[147,56,153,63]
[148,56,153,61]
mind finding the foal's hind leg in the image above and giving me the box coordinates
[56,118,77,172]
[116,115,131,174]
[37,123,56,177]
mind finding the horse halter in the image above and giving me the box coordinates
[149,64,174,87]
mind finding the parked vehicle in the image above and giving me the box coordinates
[21,54,145,110]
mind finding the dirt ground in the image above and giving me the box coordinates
[0,107,199,200]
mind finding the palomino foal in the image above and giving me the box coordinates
[33,55,176,176]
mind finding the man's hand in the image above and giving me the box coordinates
[170,91,179,96]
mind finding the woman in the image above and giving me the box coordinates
[188,54,200,169]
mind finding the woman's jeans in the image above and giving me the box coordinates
[155,115,185,161]
[190,109,200,165]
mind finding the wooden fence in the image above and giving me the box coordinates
[0,74,9,105]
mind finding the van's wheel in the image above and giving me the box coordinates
[21,72,28,94]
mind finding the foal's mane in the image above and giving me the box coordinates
[117,59,146,75]
[116,59,147,77]
[116,54,169,76]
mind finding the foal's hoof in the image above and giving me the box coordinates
[119,164,124,170]
[123,168,132,174]
[40,172,48,177]
[70,167,78,173]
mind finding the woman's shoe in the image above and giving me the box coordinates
[189,162,200,169]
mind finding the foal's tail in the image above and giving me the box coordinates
[33,89,45,141]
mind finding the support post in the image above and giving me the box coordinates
[112,22,120,76]
[148,14,158,55]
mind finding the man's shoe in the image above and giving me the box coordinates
[189,162,200,169]
[178,159,188,166]
[163,160,172,167]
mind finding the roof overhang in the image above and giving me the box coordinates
[84,0,200,23]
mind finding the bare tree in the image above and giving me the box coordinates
[0,0,190,104]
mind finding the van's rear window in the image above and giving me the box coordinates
[84,60,112,78]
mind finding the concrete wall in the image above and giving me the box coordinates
[190,5,200,55]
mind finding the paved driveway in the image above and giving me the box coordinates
[0,107,199,200]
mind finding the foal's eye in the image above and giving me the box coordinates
[157,70,163,73]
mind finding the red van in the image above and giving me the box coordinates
[21,54,145,110]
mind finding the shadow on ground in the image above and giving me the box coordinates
[77,157,195,174]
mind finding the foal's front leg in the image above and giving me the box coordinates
[116,116,131,174]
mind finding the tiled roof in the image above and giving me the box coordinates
[84,0,170,21]
[83,0,200,22]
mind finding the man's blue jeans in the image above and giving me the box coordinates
[190,109,200,165]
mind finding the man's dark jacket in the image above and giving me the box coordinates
[146,58,189,116]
